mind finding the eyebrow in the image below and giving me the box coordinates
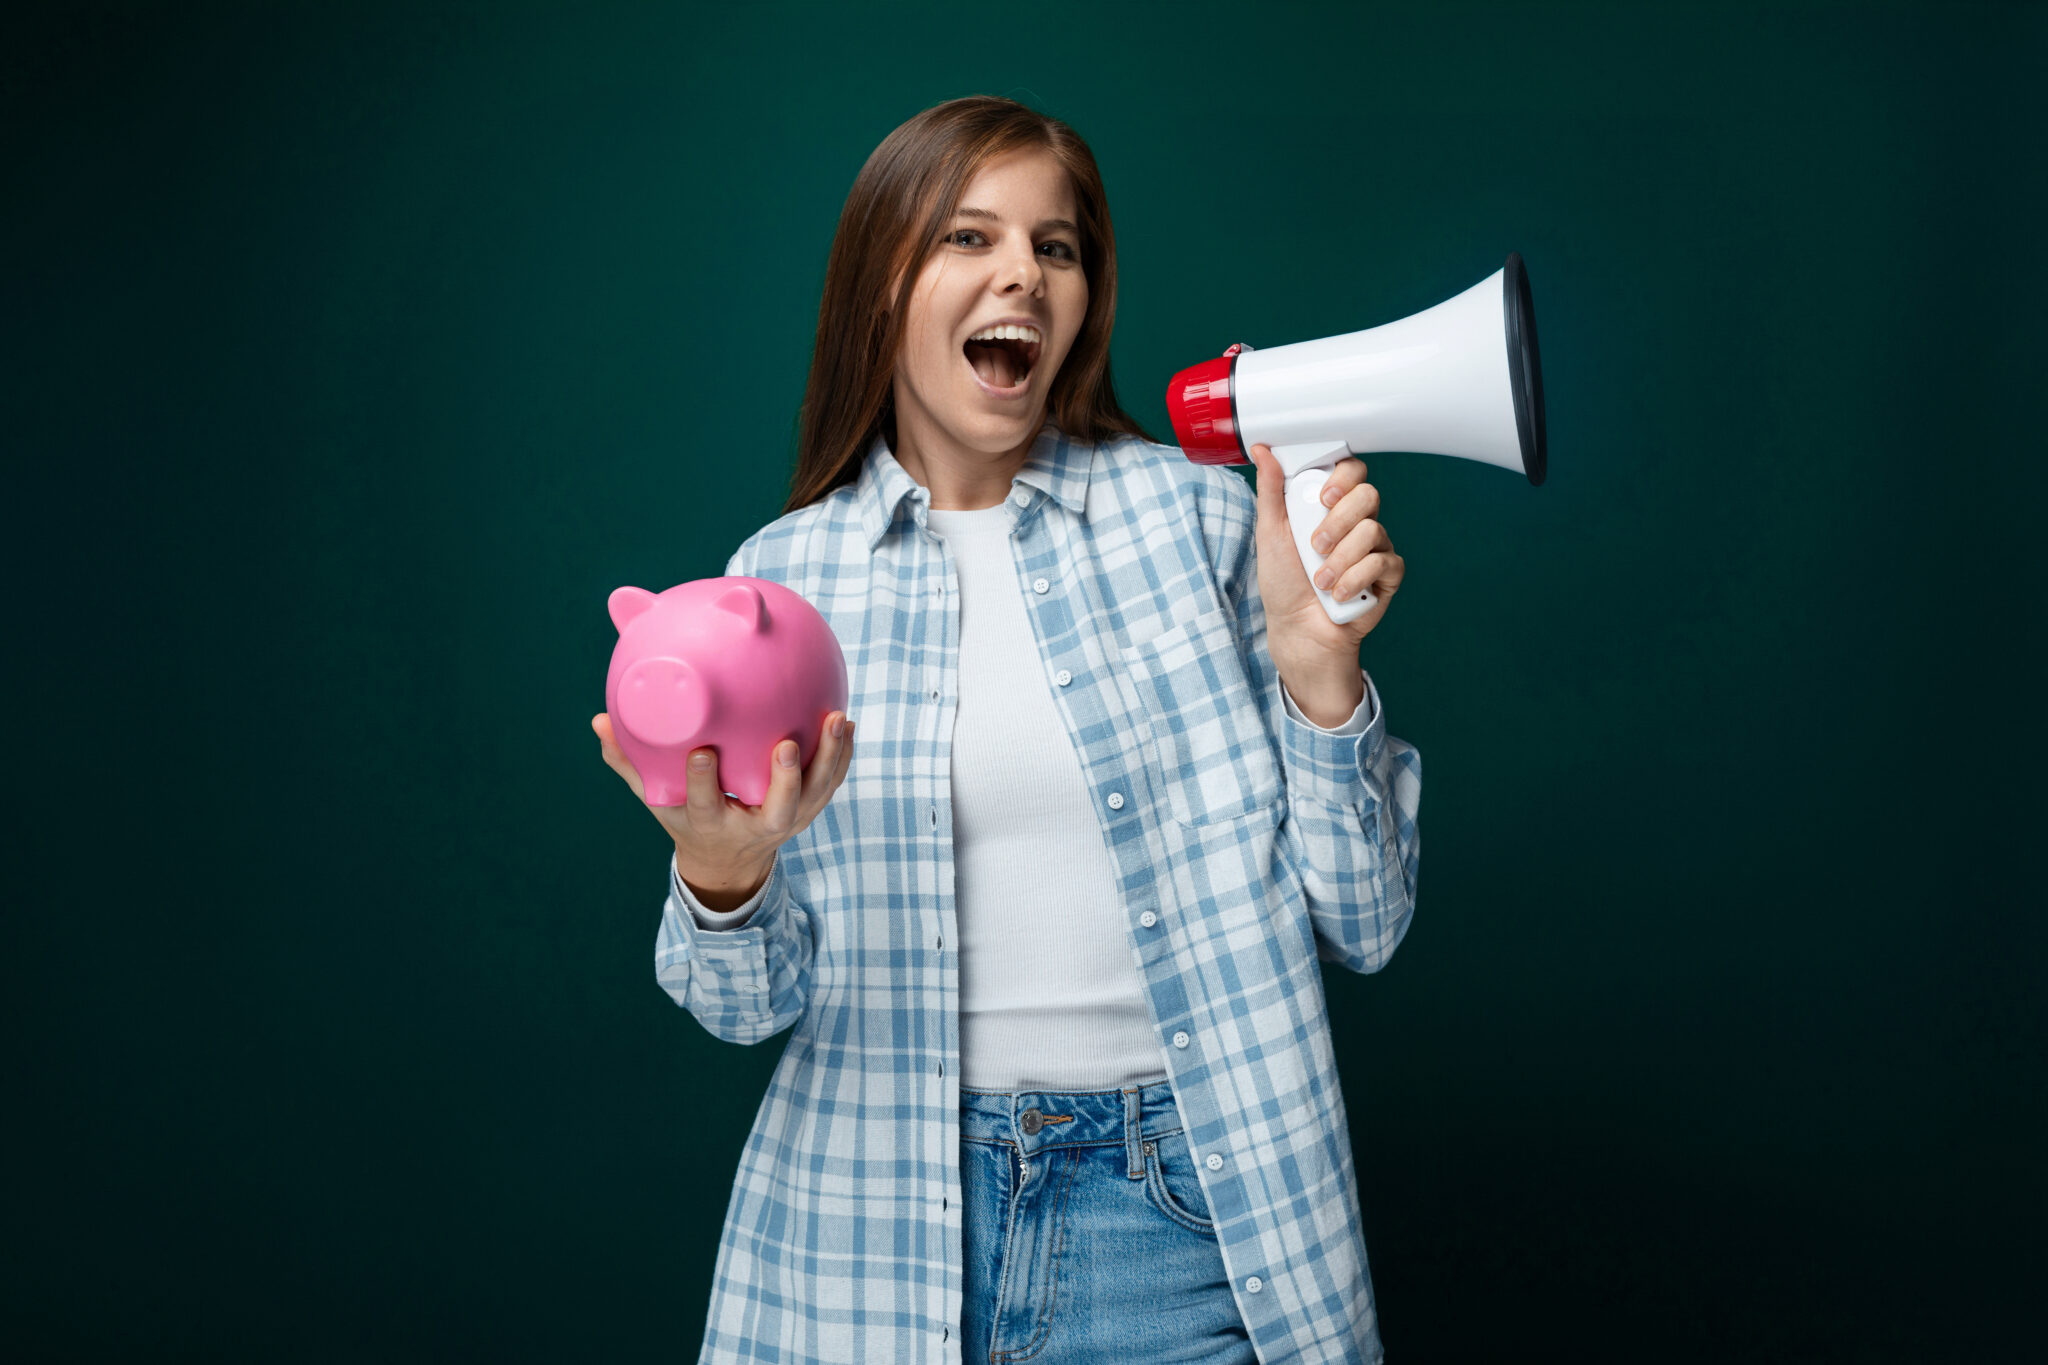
[953,205,1081,235]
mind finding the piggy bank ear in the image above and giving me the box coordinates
[714,582,769,632]
[608,586,659,634]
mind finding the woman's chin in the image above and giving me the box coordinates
[942,397,1046,454]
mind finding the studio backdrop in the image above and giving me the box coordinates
[11,2,2042,1361]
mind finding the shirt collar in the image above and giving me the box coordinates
[857,420,1096,552]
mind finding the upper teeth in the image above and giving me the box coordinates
[967,324,1041,344]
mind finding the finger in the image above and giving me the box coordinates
[1316,457,1368,510]
[1379,550,1407,597]
[1247,444,1286,537]
[1339,479,1381,525]
[1333,549,1403,604]
[1311,481,1383,558]
[805,712,855,820]
[683,746,725,825]
[593,713,647,800]
[756,735,805,833]
[828,716,855,794]
[801,711,848,810]
[1314,518,1381,593]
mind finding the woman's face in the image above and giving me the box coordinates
[891,147,1088,463]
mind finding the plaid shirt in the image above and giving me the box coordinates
[655,422,1423,1364]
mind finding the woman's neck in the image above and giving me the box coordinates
[889,405,1044,511]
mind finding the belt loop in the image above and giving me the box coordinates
[1124,1086,1144,1180]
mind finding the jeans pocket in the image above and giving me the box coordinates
[1143,1131,1218,1236]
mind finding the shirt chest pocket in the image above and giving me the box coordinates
[1119,605,1284,827]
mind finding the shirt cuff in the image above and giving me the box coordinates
[671,852,773,930]
[1276,666,1390,810]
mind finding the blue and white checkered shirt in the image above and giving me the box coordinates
[656,422,1423,1364]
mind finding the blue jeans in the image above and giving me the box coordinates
[959,1078,1257,1363]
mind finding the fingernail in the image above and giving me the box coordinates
[1322,488,1338,506]
[831,714,845,738]
[1311,533,1330,554]
[779,743,798,768]
[691,753,712,771]
[1315,569,1334,590]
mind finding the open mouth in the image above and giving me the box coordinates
[962,326,1042,394]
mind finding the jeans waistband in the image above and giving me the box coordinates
[959,1078,1182,1180]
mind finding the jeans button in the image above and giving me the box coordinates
[1020,1108,1043,1135]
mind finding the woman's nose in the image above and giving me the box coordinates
[999,245,1043,294]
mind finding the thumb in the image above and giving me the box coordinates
[1249,444,1287,539]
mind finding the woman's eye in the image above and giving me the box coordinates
[944,229,1076,261]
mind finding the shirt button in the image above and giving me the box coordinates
[1139,910,1157,928]
[1011,489,1030,508]
[1245,1276,1263,1293]
[1032,577,1050,594]
[1205,1153,1224,1171]
[1055,669,1072,686]
[1172,1030,1189,1048]
[1107,792,1125,810]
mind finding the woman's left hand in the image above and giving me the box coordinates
[1247,444,1405,712]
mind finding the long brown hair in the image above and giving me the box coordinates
[783,96,1158,516]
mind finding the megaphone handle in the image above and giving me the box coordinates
[1283,465,1375,626]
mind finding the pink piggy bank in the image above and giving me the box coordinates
[605,577,849,807]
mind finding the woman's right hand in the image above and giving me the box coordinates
[592,710,855,899]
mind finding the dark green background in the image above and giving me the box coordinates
[11,1,2042,1359]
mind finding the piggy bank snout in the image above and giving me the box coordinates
[615,656,710,749]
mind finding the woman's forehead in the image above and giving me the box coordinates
[956,148,1077,219]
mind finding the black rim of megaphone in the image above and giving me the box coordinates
[1504,251,1547,486]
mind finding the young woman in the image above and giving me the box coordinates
[595,96,1421,1365]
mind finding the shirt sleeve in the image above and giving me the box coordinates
[650,534,815,1042]
[1212,467,1423,976]
[654,847,812,1044]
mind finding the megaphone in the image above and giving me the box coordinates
[1166,252,1547,625]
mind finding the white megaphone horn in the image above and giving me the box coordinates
[1166,252,1547,625]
